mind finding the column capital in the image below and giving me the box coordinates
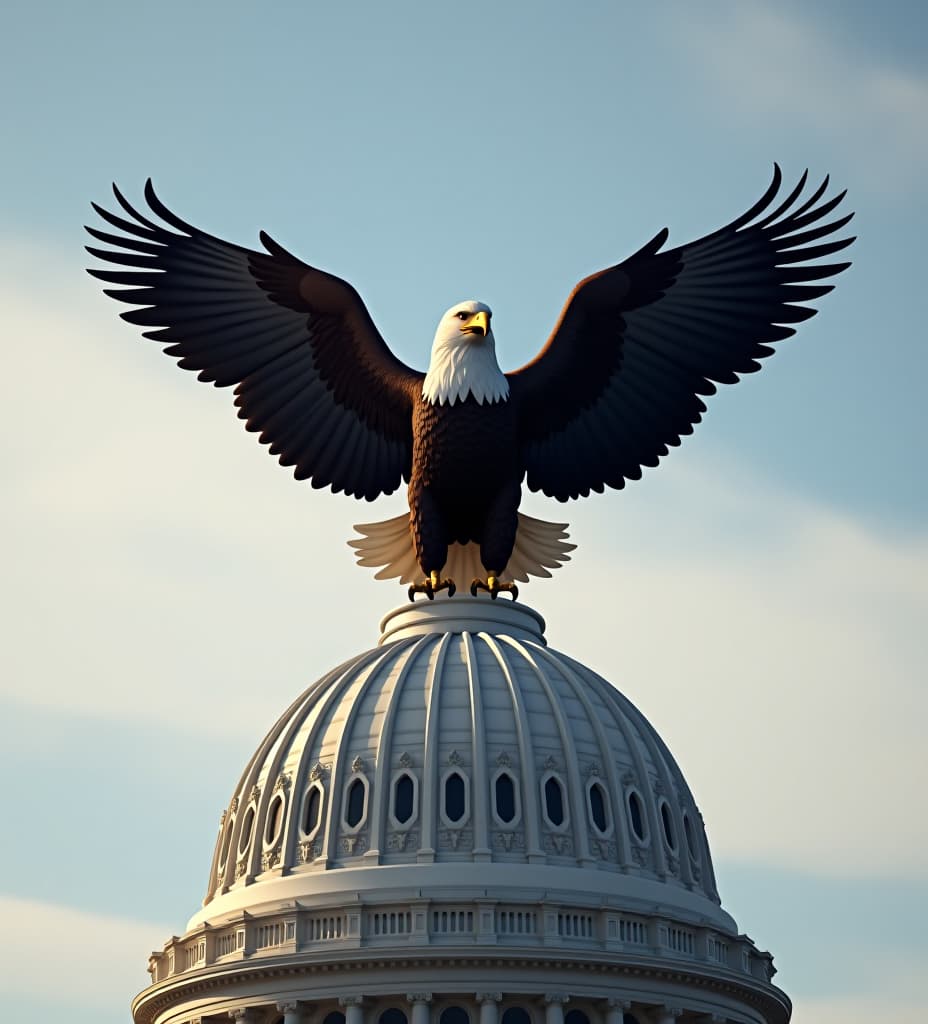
[408,992,433,1004]
[228,1011,258,1023]
[476,993,503,1005]
[543,994,570,1005]
[604,1000,631,1010]
[278,1003,304,1013]
[341,996,366,1007]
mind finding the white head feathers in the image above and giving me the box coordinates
[421,300,510,406]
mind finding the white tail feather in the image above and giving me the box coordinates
[349,513,575,585]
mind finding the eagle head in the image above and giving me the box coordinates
[422,300,510,407]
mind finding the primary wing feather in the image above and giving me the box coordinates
[509,166,854,500]
[86,182,423,500]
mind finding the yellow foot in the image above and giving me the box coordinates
[470,572,519,601]
[408,570,456,602]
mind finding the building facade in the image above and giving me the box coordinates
[134,598,789,1024]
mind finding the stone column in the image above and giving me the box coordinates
[278,1001,306,1024]
[228,1010,259,1024]
[604,999,630,1024]
[544,993,569,1024]
[476,992,502,1024]
[408,991,433,1024]
[654,1009,682,1024]
[341,995,366,1024]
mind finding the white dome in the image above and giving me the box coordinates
[197,597,726,930]
[138,597,788,1024]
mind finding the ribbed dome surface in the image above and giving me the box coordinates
[196,597,727,932]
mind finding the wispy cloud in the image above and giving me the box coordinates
[670,0,928,192]
[0,895,166,1007]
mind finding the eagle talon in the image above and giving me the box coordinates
[408,571,456,602]
[470,574,519,601]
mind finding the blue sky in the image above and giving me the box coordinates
[1,2,925,1021]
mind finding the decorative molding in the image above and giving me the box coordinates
[339,996,365,1007]
[229,796,239,813]
[248,785,261,806]
[496,751,512,767]
[543,993,570,1005]
[495,831,524,852]
[235,859,247,879]
[342,834,366,854]
[387,829,419,852]
[310,761,329,781]
[351,755,367,773]
[298,839,318,864]
[586,761,601,777]
[546,833,572,856]
[476,993,502,1004]
[632,845,650,867]
[544,755,559,770]
[447,749,463,766]
[219,810,227,826]
[407,993,433,1003]
[399,751,414,768]
[273,773,291,794]
[261,845,281,871]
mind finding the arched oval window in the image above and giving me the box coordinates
[444,772,466,823]
[393,773,415,824]
[238,806,255,854]
[565,1012,590,1024]
[588,781,609,833]
[623,1015,640,1024]
[323,1014,346,1024]
[440,1008,470,1024]
[302,785,323,835]
[495,772,517,823]
[544,776,565,827]
[683,811,698,860]
[380,1009,408,1024]
[265,794,284,845]
[660,800,677,850]
[501,1009,531,1024]
[628,790,646,841]
[345,777,367,828]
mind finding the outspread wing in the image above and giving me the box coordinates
[507,166,855,500]
[86,182,423,500]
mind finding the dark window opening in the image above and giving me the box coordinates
[238,807,255,854]
[394,773,415,824]
[495,772,516,823]
[502,1010,531,1024]
[266,794,284,844]
[565,1012,590,1024]
[589,782,608,833]
[544,776,565,826]
[683,811,698,859]
[303,786,322,834]
[380,1009,408,1024]
[440,1008,470,1024]
[628,791,645,840]
[661,801,676,849]
[444,772,466,822]
[323,1014,346,1024]
[623,1016,640,1024]
[345,778,366,828]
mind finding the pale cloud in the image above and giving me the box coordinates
[670,1,928,191]
[0,895,167,1006]
[3,244,925,887]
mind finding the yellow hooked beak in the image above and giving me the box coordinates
[464,310,490,339]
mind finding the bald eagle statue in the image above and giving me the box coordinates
[87,166,853,600]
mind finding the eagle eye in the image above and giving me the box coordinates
[455,311,468,320]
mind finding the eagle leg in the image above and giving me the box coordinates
[470,573,519,602]
[409,570,456,602]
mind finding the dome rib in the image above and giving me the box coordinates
[519,638,634,870]
[418,632,452,861]
[480,632,545,861]
[367,634,433,859]
[462,631,491,859]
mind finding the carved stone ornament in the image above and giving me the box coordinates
[440,828,471,851]
[544,993,570,1005]
[399,751,414,768]
[339,996,365,1008]
[544,754,559,770]
[351,755,366,773]
[229,796,239,813]
[667,854,680,875]
[387,829,419,852]
[262,845,281,871]
[219,809,227,826]
[310,761,328,781]
[476,993,502,1004]
[593,837,616,860]
[495,831,524,852]
[235,859,247,879]
[273,772,291,794]
[586,761,601,777]
[298,839,318,864]
[342,834,366,854]
[447,749,462,766]
[496,751,512,767]
[621,771,636,787]
[651,776,664,796]
[407,993,433,1003]
[546,833,572,856]
[631,845,649,867]
[249,784,261,806]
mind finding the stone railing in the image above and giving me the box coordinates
[147,898,776,988]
